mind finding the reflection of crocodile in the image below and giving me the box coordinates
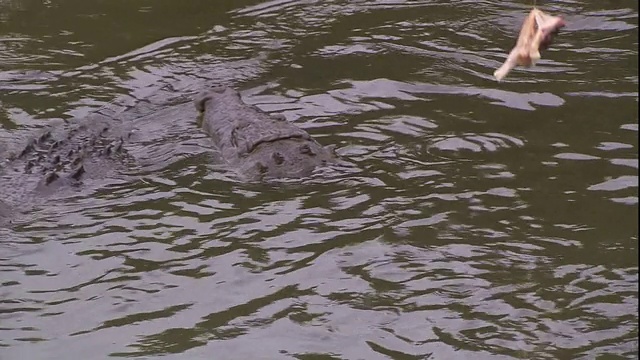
[194,86,336,180]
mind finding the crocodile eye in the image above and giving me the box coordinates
[272,152,285,165]
[299,144,316,156]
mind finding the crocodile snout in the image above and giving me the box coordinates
[194,92,213,113]
[194,86,234,113]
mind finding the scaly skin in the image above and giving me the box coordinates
[0,85,337,226]
[0,112,134,226]
[194,86,336,180]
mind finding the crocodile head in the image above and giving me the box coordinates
[194,86,338,180]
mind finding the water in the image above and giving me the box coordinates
[0,0,637,359]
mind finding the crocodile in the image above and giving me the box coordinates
[0,85,337,225]
[0,109,137,225]
[194,86,336,180]
[1,84,196,200]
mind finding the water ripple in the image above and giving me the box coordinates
[1,0,637,359]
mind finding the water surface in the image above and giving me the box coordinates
[0,0,637,359]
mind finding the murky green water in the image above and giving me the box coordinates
[1,1,637,359]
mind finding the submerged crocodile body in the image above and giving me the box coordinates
[0,84,193,206]
[0,110,136,224]
[194,86,336,180]
[0,85,336,224]
[1,116,131,191]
